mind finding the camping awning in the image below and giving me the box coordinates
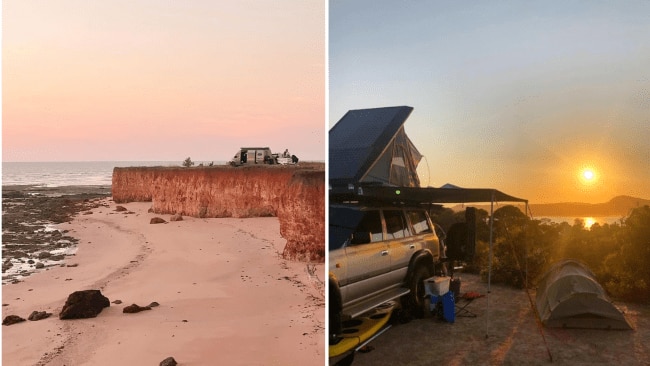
[330,185,528,205]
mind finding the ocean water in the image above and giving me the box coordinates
[2,161,175,284]
[1,161,208,187]
[537,216,625,228]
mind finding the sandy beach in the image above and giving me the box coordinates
[345,272,650,366]
[2,198,324,365]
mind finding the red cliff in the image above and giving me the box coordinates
[112,165,324,262]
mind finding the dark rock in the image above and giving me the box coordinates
[50,255,65,261]
[170,214,183,222]
[115,206,128,212]
[59,290,110,319]
[150,217,166,224]
[123,303,152,313]
[3,315,26,326]
[112,300,123,304]
[3,261,13,271]
[160,357,178,366]
[28,311,52,321]
[27,259,35,264]
[38,252,52,259]
[148,207,154,213]
[148,301,160,308]
[35,262,45,269]
[83,211,93,215]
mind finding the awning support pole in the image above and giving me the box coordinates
[525,201,529,289]
[486,190,495,338]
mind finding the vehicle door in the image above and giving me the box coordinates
[252,149,263,164]
[407,209,439,261]
[329,207,360,289]
[384,209,418,283]
[339,209,391,304]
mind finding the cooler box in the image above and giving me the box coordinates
[428,291,456,323]
[425,276,450,296]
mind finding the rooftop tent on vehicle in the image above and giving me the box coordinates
[536,259,632,330]
[329,106,422,188]
[329,105,531,338]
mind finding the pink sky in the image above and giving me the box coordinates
[3,1,325,162]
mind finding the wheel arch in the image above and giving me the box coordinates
[329,272,342,312]
[406,250,435,283]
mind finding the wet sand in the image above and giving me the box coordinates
[2,185,111,284]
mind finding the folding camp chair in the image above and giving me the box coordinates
[455,291,483,318]
[448,271,483,318]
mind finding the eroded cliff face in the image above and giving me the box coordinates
[112,165,324,262]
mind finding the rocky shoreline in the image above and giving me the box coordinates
[2,185,111,284]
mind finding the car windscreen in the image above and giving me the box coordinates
[329,206,365,250]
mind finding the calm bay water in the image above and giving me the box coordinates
[1,161,226,187]
[537,216,624,228]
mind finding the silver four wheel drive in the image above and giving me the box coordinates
[328,203,444,339]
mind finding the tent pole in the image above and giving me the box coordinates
[486,190,495,338]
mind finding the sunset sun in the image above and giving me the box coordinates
[578,166,600,187]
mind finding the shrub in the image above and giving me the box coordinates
[469,204,650,303]
[182,157,194,167]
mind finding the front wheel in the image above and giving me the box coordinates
[404,265,432,318]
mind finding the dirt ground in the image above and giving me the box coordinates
[346,273,650,366]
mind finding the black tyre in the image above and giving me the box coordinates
[329,280,343,342]
[404,264,432,318]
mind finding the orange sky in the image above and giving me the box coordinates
[3,1,325,162]
[329,1,650,204]
[3,2,648,204]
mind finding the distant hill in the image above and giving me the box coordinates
[450,195,650,217]
[529,196,650,217]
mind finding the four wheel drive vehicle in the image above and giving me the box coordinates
[230,147,299,166]
[329,203,444,340]
[230,147,275,166]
